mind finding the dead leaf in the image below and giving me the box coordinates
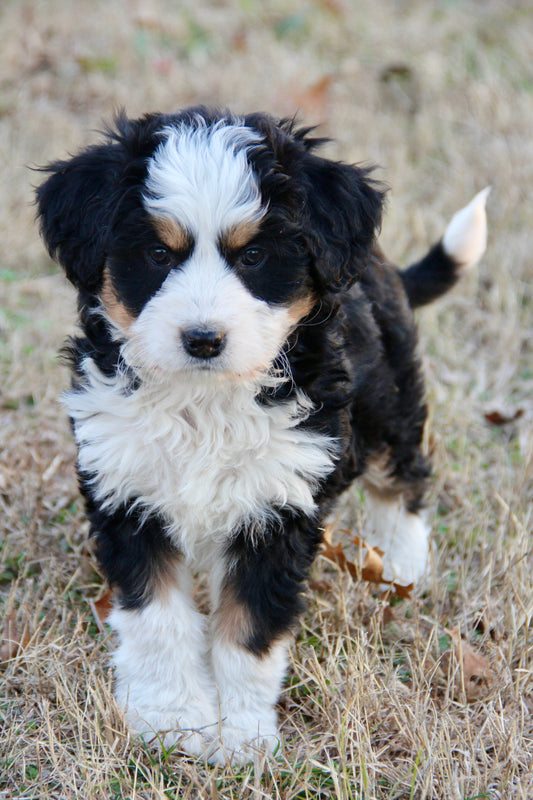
[484,408,524,426]
[292,75,334,118]
[309,578,333,593]
[321,537,357,580]
[232,31,248,52]
[391,582,414,599]
[315,0,346,16]
[473,608,501,642]
[450,628,492,702]
[321,528,412,597]
[1,610,30,662]
[346,531,384,558]
[361,545,384,583]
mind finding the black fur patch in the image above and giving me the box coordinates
[223,509,323,655]
[81,473,178,609]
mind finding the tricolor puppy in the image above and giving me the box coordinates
[36,107,488,763]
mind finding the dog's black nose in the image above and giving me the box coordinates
[181,327,226,359]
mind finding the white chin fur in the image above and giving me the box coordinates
[442,187,490,271]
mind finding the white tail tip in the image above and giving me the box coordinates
[442,186,490,271]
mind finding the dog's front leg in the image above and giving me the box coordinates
[209,511,322,764]
[93,507,218,756]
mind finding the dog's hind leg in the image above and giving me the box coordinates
[360,453,430,585]
[362,485,430,585]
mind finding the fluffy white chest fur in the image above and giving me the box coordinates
[64,359,336,566]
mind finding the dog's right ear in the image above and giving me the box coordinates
[35,143,124,293]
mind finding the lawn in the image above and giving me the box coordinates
[1,0,532,798]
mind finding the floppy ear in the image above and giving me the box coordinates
[35,143,125,293]
[301,154,386,292]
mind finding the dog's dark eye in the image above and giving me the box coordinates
[240,246,265,268]
[147,246,172,268]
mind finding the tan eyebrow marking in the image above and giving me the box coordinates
[154,217,191,251]
[222,220,262,251]
[101,268,135,332]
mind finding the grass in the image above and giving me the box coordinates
[1,0,532,797]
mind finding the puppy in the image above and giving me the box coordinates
[36,107,488,763]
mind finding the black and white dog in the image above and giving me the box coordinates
[36,107,488,763]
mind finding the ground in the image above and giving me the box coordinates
[0,0,532,798]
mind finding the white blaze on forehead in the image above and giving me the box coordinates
[144,119,265,236]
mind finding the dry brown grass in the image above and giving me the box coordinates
[1,1,532,798]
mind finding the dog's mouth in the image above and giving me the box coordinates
[186,359,222,372]
[184,360,270,382]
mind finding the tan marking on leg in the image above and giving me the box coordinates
[363,449,395,494]
[101,269,135,331]
[154,217,191,251]
[214,586,253,648]
[362,449,427,513]
[152,551,187,605]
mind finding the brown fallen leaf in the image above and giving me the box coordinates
[321,527,412,597]
[361,544,384,583]
[484,408,524,426]
[473,608,502,642]
[315,0,346,16]
[321,537,357,580]
[391,581,414,599]
[347,531,384,559]
[1,610,31,662]
[292,75,334,118]
[232,30,248,52]
[347,531,413,596]
[309,578,333,593]
[450,628,493,702]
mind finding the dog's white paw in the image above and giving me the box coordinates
[380,532,429,586]
[109,585,221,759]
[124,703,219,757]
[209,712,280,765]
[364,495,430,586]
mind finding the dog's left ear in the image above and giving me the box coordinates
[35,142,125,294]
[301,153,385,293]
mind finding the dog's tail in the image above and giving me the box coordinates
[401,187,490,309]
